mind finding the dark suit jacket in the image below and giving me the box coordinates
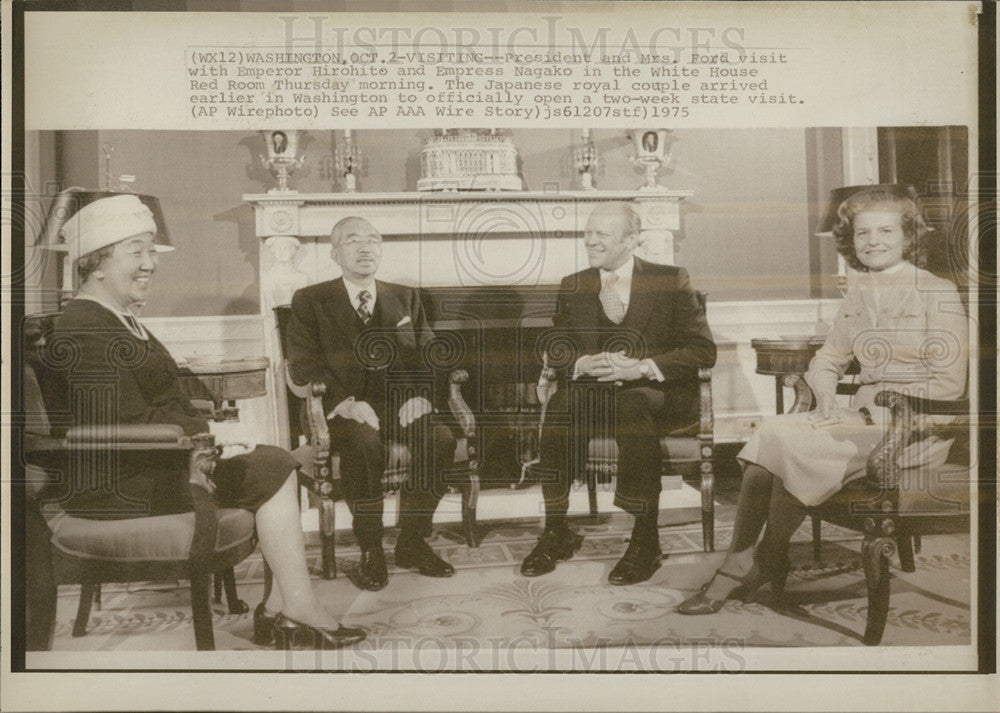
[48,298,297,519]
[53,298,209,435]
[49,299,211,516]
[286,278,442,417]
[549,257,717,427]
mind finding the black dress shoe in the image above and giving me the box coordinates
[607,537,661,585]
[253,603,279,646]
[394,536,455,577]
[357,544,389,591]
[274,614,367,650]
[520,527,584,577]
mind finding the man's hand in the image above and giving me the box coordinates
[340,400,381,430]
[398,396,433,428]
[577,351,647,383]
[577,351,636,377]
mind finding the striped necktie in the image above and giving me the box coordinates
[599,273,626,324]
[356,290,372,324]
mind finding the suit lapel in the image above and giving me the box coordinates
[372,280,405,327]
[329,278,363,344]
[580,268,604,322]
[622,256,656,330]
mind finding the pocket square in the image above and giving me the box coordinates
[396,316,412,327]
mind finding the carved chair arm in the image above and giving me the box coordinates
[63,424,190,447]
[698,368,714,438]
[187,432,224,567]
[303,382,333,486]
[446,370,475,436]
[875,392,970,416]
[282,359,310,400]
[866,390,914,490]
[866,390,971,490]
[187,433,220,495]
[783,373,817,413]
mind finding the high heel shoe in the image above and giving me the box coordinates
[273,614,367,650]
[738,553,791,607]
[676,569,747,615]
[253,603,279,646]
[677,554,791,616]
[757,554,791,607]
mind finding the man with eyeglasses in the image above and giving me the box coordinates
[287,216,457,591]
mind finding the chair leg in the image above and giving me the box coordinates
[220,568,249,614]
[462,471,481,548]
[320,496,337,579]
[93,583,102,611]
[261,561,274,606]
[812,516,823,566]
[912,533,922,554]
[701,508,714,553]
[861,518,898,646]
[587,472,599,518]
[699,456,715,553]
[26,501,57,651]
[72,580,99,638]
[895,532,916,573]
[189,571,216,651]
[213,573,223,604]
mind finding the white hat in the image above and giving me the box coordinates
[60,194,173,264]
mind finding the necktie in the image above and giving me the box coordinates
[599,273,626,324]
[356,290,372,324]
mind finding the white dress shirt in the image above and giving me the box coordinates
[572,256,665,382]
[343,278,377,315]
[600,255,635,315]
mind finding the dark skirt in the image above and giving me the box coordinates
[53,445,297,520]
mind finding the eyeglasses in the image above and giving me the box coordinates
[341,237,381,249]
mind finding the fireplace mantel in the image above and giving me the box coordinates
[244,189,691,244]
[244,189,692,448]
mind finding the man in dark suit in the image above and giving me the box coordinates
[522,202,716,584]
[286,217,457,591]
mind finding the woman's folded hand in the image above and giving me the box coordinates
[809,407,868,429]
[208,420,257,458]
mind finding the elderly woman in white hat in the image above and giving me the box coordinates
[53,194,364,650]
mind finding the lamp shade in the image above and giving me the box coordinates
[35,189,171,251]
[814,183,921,236]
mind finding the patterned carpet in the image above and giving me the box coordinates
[44,508,971,665]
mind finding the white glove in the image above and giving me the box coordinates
[208,420,257,459]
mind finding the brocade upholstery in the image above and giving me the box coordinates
[585,435,702,478]
[897,463,970,514]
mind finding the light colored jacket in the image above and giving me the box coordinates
[806,263,968,422]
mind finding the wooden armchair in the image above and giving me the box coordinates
[532,368,716,551]
[529,291,715,552]
[23,317,255,651]
[273,305,479,579]
[785,374,971,645]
